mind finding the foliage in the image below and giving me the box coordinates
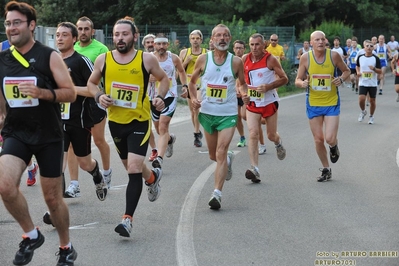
[298,20,353,43]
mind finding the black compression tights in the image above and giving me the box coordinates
[125,173,143,217]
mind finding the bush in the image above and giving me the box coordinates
[298,20,353,43]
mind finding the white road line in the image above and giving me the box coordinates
[176,162,216,266]
[396,148,399,168]
[70,222,99,230]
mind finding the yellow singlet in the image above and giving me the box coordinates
[104,50,151,124]
[307,49,338,106]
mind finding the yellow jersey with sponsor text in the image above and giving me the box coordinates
[104,50,150,123]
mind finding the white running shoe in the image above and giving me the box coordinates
[368,116,374,124]
[64,183,81,198]
[245,166,261,183]
[165,133,176,158]
[226,151,235,181]
[146,168,163,202]
[208,191,221,210]
[358,110,367,122]
[275,140,286,160]
[102,169,112,189]
[258,144,267,155]
[114,216,132,237]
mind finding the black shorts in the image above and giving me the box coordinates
[395,75,399,85]
[63,124,92,157]
[90,102,107,124]
[350,68,357,75]
[1,137,63,177]
[237,97,244,106]
[108,119,151,160]
[359,86,377,98]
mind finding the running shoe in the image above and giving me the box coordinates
[226,151,235,181]
[275,141,286,160]
[165,133,176,158]
[43,211,54,227]
[56,245,77,266]
[396,94,399,102]
[146,168,163,202]
[245,166,261,183]
[115,216,132,237]
[151,156,163,169]
[330,142,340,163]
[237,138,246,147]
[148,149,158,162]
[194,132,202,147]
[317,168,332,182]
[358,110,367,122]
[258,144,267,155]
[208,191,221,210]
[13,229,45,265]
[26,163,39,186]
[95,179,107,201]
[64,183,81,198]
[102,169,112,189]
[329,144,340,164]
[379,89,382,95]
[368,116,374,125]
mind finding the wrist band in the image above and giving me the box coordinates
[339,77,344,84]
[156,95,164,101]
[182,84,188,88]
[50,89,56,102]
[95,91,105,103]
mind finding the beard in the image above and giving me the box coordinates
[214,41,230,51]
[116,40,134,54]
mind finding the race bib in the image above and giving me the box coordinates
[311,74,331,91]
[351,57,356,64]
[248,85,263,102]
[3,77,39,108]
[362,71,373,79]
[205,83,227,103]
[110,81,140,109]
[378,53,385,58]
[60,102,71,120]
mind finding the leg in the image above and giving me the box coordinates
[246,111,261,167]
[67,144,79,182]
[92,118,111,171]
[308,116,330,168]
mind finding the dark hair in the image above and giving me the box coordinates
[57,22,78,39]
[4,1,36,25]
[334,36,340,41]
[115,16,136,35]
[76,16,94,29]
[233,40,245,47]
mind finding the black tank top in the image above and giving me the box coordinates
[0,42,63,145]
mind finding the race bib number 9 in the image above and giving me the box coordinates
[110,81,140,109]
[206,83,227,103]
[3,77,39,108]
[248,85,263,102]
[311,74,331,91]
[60,102,71,120]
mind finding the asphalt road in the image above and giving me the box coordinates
[1,75,399,266]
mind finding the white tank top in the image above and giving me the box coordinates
[200,51,237,116]
[158,51,177,98]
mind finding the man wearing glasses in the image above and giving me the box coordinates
[266,34,285,62]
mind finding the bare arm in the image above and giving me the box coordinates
[173,54,188,98]
[179,49,190,70]
[332,51,350,85]
[0,94,5,129]
[233,56,248,102]
[17,51,76,103]
[87,53,109,108]
[295,53,309,88]
[188,54,206,106]
[257,55,288,93]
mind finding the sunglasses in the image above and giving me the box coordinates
[365,44,374,48]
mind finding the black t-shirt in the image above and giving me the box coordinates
[62,51,94,128]
[0,41,63,145]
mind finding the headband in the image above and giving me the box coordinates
[154,37,168,43]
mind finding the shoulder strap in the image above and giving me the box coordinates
[10,45,30,68]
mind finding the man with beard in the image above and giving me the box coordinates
[151,33,188,169]
[142,34,159,162]
[179,30,207,147]
[188,24,248,210]
[87,17,169,238]
[64,16,113,198]
[0,1,77,264]
[241,33,288,184]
